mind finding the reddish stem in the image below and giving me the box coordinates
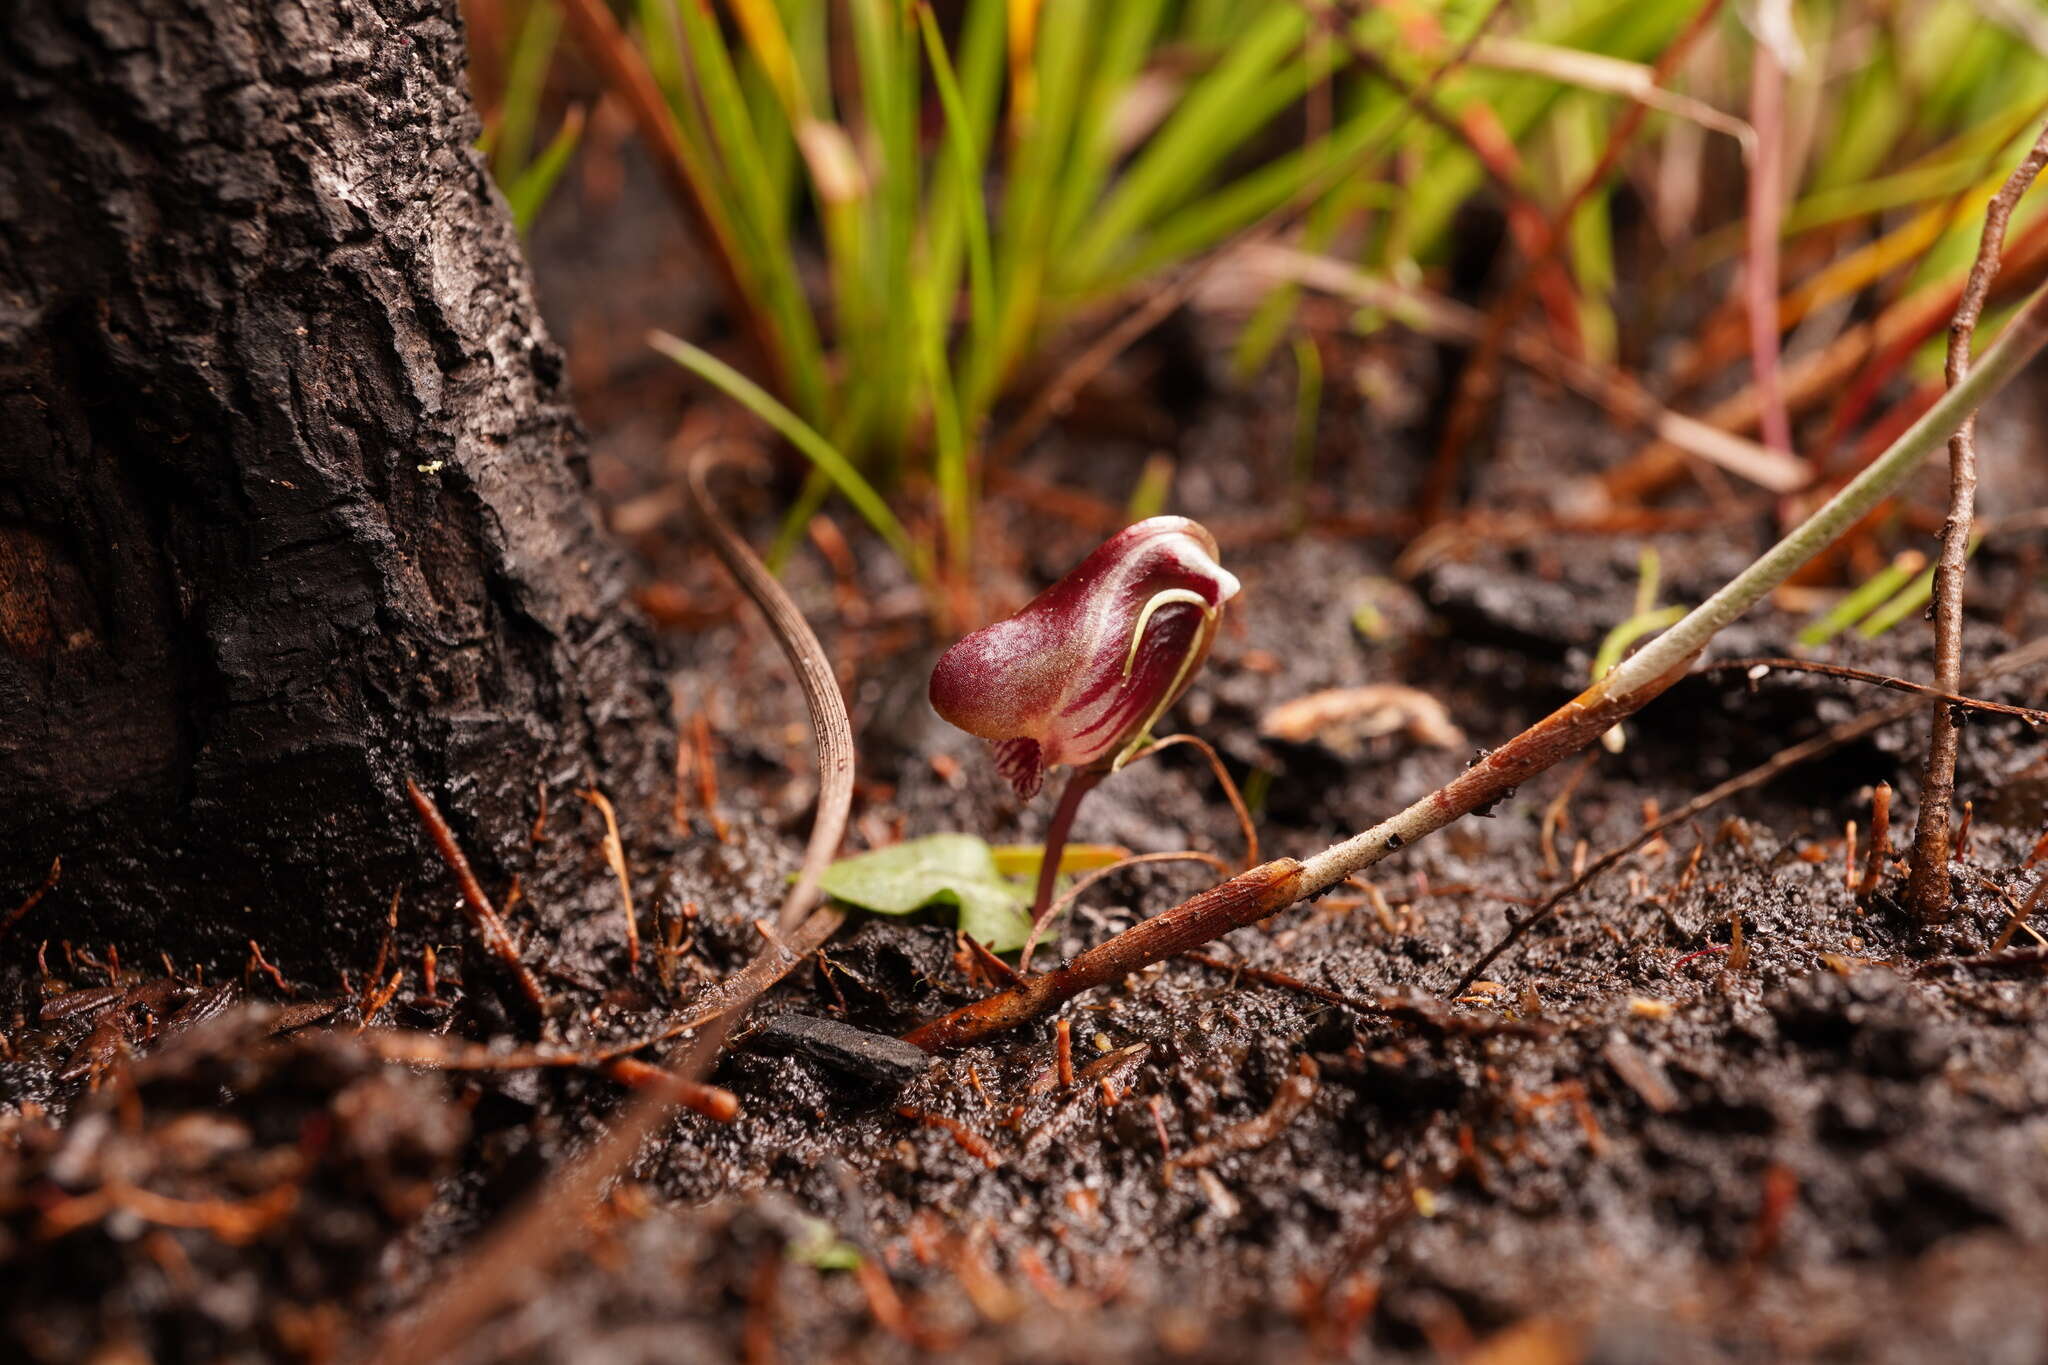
[1746,41,1792,454]
[1018,766,1107,970]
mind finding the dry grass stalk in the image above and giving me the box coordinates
[1909,118,2048,921]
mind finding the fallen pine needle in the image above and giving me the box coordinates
[581,787,641,968]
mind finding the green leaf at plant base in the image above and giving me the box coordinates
[819,834,1032,951]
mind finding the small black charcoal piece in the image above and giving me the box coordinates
[748,1012,934,1090]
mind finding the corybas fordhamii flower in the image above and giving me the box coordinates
[929,517,1239,954]
[930,517,1239,800]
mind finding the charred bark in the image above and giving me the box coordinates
[0,0,670,976]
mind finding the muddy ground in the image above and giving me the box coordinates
[3,161,2046,1363]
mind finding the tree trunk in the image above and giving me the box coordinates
[0,0,670,978]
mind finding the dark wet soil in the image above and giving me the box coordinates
[3,160,2046,1363]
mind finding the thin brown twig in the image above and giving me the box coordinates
[1919,945,2048,973]
[362,896,395,1023]
[1244,247,1807,492]
[602,1056,739,1123]
[1710,657,2048,724]
[1451,636,2048,994]
[1990,873,2048,954]
[1807,105,2048,443]
[1452,104,1585,351]
[1908,117,2048,922]
[1671,99,2047,406]
[41,1180,301,1246]
[358,970,405,1030]
[361,911,844,1076]
[1176,951,1549,1038]
[671,718,692,832]
[693,711,729,843]
[1609,208,2048,503]
[1311,0,1584,348]
[1168,1056,1319,1172]
[959,933,1024,987]
[404,780,549,1016]
[0,856,60,943]
[1048,851,1235,922]
[1130,733,1260,868]
[896,1107,1002,1169]
[906,860,1308,1052]
[246,939,292,996]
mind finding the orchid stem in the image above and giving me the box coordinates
[1020,766,1107,972]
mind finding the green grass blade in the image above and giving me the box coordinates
[620,0,816,414]
[1048,0,1170,253]
[984,0,1095,397]
[1592,604,1687,681]
[673,0,788,240]
[1856,537,1980,640]
[724,0,810,117]
[505,104,585,230]
[1126,452,1174,522]
[1123,105,1403,287]
[918,4,998,367]
[848,0,922,464]
[1854,561,1939,640]
[651,331,926,579]
[1386,0,1685,265]
[923,319,973,575]
[1288,335,1322,531]
[1693,93,2048,265]
[671,0,832,424]
[497,0,563,177]
[766,468,833,574]
[1552,91,1617,365]
[1064,4,1312,287]
[1797,550,1925,648]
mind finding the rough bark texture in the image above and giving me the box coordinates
[0,0,670,975]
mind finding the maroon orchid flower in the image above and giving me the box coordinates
[929,517,1239,953]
